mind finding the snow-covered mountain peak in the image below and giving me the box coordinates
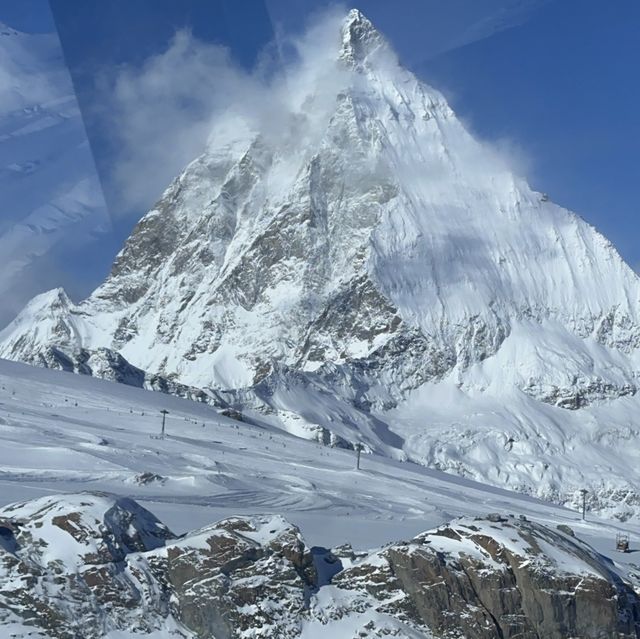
[339,8,386,65]
[4,287,72,324]
[4,9,640,519]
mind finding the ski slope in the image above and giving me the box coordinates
[0,356,637,581]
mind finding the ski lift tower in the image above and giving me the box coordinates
[159,409,169,439]
[355,442,363,470]
[580,489,588,521]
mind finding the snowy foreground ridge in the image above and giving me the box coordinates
[2,492,640,638]
[3,9,640,518]
[1,357,640,637]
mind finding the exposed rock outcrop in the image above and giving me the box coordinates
[1,494,639,638]
[336,514,640,638]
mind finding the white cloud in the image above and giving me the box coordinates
[101,6,353,217]
[103,30,243,214]
[101,4,538,218]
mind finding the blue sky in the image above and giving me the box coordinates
[0,0,54,32]
[1,0,639,295]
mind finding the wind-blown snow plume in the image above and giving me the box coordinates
[103,7,355,215]
[104,5,528,215]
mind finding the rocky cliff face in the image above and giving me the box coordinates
[335,514,640,638]
[3,9,640,516]
[0,494,316,638]
[1,494,639,638]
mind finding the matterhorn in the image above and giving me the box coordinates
[3,9,640,518]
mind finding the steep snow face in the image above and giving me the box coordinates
[3,10,640,515]
[4,10,638,384]
[0,22,110,329]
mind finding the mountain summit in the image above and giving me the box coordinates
[2,9,640,517]
[340,8,385,63]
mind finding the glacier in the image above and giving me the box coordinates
[2,9,640,519]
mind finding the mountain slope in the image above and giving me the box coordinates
[1,357,640,638]
[2,10,640,517]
